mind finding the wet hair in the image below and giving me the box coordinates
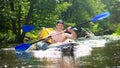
[57,20,64,24]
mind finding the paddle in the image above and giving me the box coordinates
[15,27,77,52]
[22,25,35,32]
[15,11,110,52]
[15,38,48,52]
[79,11,110,25]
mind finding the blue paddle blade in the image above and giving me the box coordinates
[72,27,78,31]
[22,25,35,32]
[90,12,110,22]
[15,43,31,52]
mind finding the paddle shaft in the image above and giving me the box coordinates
[30,36,52,45]
[30,29,68,45]
[79,21,90,25]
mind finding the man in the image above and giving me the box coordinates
[48,20,77,44]
[36,20,77,50]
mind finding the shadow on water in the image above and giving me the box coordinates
[0,35,120,68]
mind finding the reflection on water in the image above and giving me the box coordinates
[79,45,120,68]
[15,52,32,59]
[0,35,120,68]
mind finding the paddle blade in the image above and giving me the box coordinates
[15,44,31,52]
[72,27,78,31]
[90,12,110,22]
[22,25,35,32]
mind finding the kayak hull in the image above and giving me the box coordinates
[29,41,78,56]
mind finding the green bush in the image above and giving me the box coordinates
[0,30,16,44]
[115,26,120,35]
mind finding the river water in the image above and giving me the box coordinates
[0,35,120,68]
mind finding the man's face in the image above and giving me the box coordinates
[56,23,64,30]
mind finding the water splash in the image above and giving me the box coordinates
[32,45,92,59]
[76,36,109,48]
[33,48,62,58]
[77,39,107,48]
[74,45,92,58]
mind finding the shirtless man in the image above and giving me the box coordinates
[49,20,77,44]
[36,20,77,50]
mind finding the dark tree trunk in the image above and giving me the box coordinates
[25,0,34,25]
[19,0,35,43]
[17,4,22,43]
[17,5,21,37]
[9,0,17,37]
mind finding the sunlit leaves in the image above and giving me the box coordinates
[115,26,120,35]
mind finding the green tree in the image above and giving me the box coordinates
[100,0,118,35]
[62,0,107,36]
[31,0,72,28]
[1,0,119,45]
[0,0,72,43]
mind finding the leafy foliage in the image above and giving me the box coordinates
[0,0,120,46]
[0,30,16,44]
[114,25,120,35]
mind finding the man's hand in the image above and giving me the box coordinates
[67,27,73,32]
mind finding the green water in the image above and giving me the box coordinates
[0,36,120,68]
[79,46,120,68]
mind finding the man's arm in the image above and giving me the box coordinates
[65,27,77,39]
